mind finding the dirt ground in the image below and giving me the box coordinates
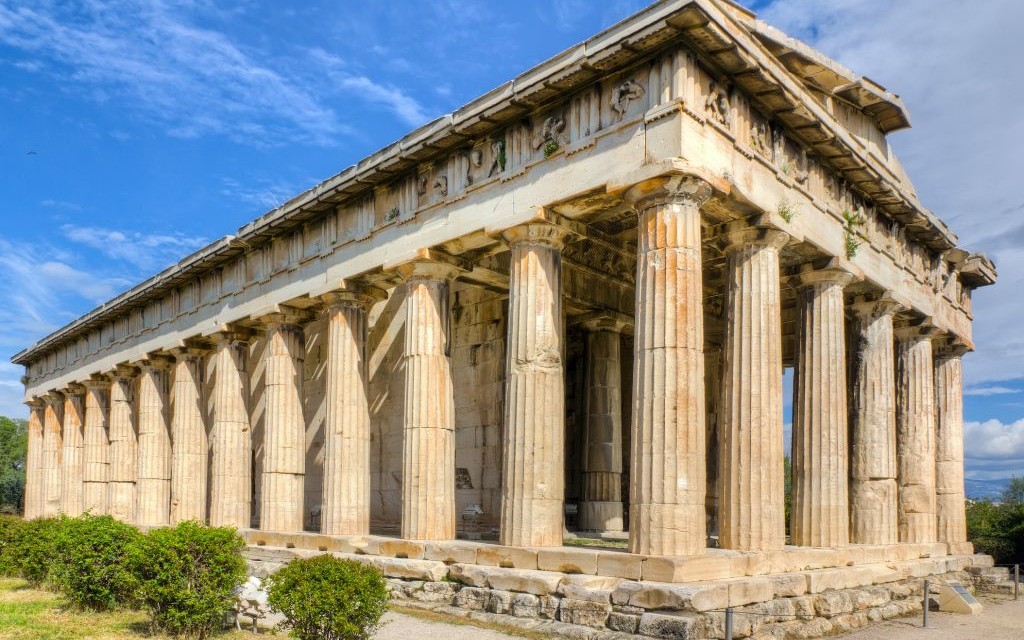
[841,594,1024,640]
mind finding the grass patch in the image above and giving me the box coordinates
[0,578,276,640]
[563,537,628,550]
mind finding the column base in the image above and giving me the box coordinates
[579,501,624,532]
[501,498,564,547]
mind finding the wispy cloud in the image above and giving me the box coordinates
[964,385,1020,397]
[964,419,1024,480]
[337,76,428,127]
[61,224,208,272]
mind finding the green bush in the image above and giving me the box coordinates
[0,515,24,576]
[266,555,389,640]
[5,517,61,586]
[50,514,140,610]
[125,521,247,639]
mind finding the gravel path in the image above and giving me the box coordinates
[375,610,522,639]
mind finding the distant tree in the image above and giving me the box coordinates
[783,455,792,538]
[1002,476,1024,505]
[0,417,27,514]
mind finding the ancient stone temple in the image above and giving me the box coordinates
[13,1,999,637]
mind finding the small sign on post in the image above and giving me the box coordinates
[936,580,983,615]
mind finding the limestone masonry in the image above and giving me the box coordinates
[12,1,998,638]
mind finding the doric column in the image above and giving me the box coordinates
[791,266,853,547]
[320,285,385,536]
[705,347,723,541]
[82,379,111,515]
[399,261,459,541]
[107,367,138,522]
[136,357,173,526]
[60,385,86,517]
[895,325,938,543]
[579,317,627,533]
[624,176,711,556]
[935,343,969,550]
[500,224,569,548]
[258,311,308,533]
[24,400,45,519]
[170,348,208,524]
[41,392,64,517]
[849,296,902,544]
[209,332,252,528]
[719,226,789,551]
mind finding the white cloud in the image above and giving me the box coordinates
[964,386,1020,397]
[754,0,1024,389]
[61,224,207,272]
[336,76,429,128]
[964,419,1024,480]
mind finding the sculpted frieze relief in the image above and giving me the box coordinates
[704,80,731,127]
[611,79,645,121]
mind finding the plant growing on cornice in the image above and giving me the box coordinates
[777,199,796,224]
[496,139,507,172]
[543,139,560,158]
[842,208,865,259]
[384,206,400,222]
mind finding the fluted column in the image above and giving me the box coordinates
[60,385,85,517]
[42,394,64,517]
[209,332,252,528]
[24,400,45,519]
[719,226,789,551]
[399,261,459,541]
[107,368,138,522]
[321,285,385,536]
[258,312,307,533]
[895,326,938,543]
[82,379,111,515]
[624,176,711,556]
[170,349,208,524]
[935,344,969,549]
[136,357,173,526]
[791,266,853,547]
[705,348,723,541]
[849,296,902,544]
[579,317,627,532]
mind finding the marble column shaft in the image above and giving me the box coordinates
[107,371,138,522]
[849,298,901,544]
[60,387,85,517]
[500,226,568,548]
[895,328,938,543]
[82,380,111,515]
[321,287,382,536]
[209,334,252,528]
[24,401,45,519]
[401,263,458,541]
[704,348,723,540]
[719,227,788,552]
[170,350,208,524]
[580,322,625,532]
[41,393,64,517]
[260,317,306,533]
[626,176,711,556]
[935,348,968,546]
[791,268,852,547]
[136,360,172,526]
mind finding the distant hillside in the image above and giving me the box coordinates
[965,477,1011,500]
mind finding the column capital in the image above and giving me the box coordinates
[319,282,387,311]
[933,337,971,360]
[851,293,905,320]
[81,376,111,391]
[25,397,45,410]
[252,307,313,329]
[43,391,64,407]
[395,259,461,283]
[61,383,86,398]
[501,222,571,250]
[573,311,631,334]
[722,226,789,254]
[209,329,253,347]
[108,364,139,382]
[134,354,175,372]
[894,323,939,343]
[168,346,208,362]
[793,263,855,290]
[624,174,714,211]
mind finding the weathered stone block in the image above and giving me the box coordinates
[424,541,482,564]
[377,557,448,582]
[769,573,808,597]
[596,551,643,580]
[486,589,514,614]
[476,545,539,570]
[537,548,598,575]
[612,580,728,612]
[607,611,640,634]
[642,554,732,582]
[448,563,490,587]
[557,575,622,603]
[637,612,699,639]
[558,598,612,628]
[510,593,540,618]
[815,591,853,616]
[452,586,488,610]
[724,577,774,607]
[485,567,564,595]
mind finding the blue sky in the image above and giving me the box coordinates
[1,0,1022,481]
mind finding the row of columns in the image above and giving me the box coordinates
[20,174,969,557]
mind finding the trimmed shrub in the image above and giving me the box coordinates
[0,515,24,576]
[5,517,61,586]
[266,555,389,640]
[125,521,247,639]
[51,514,140,610]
